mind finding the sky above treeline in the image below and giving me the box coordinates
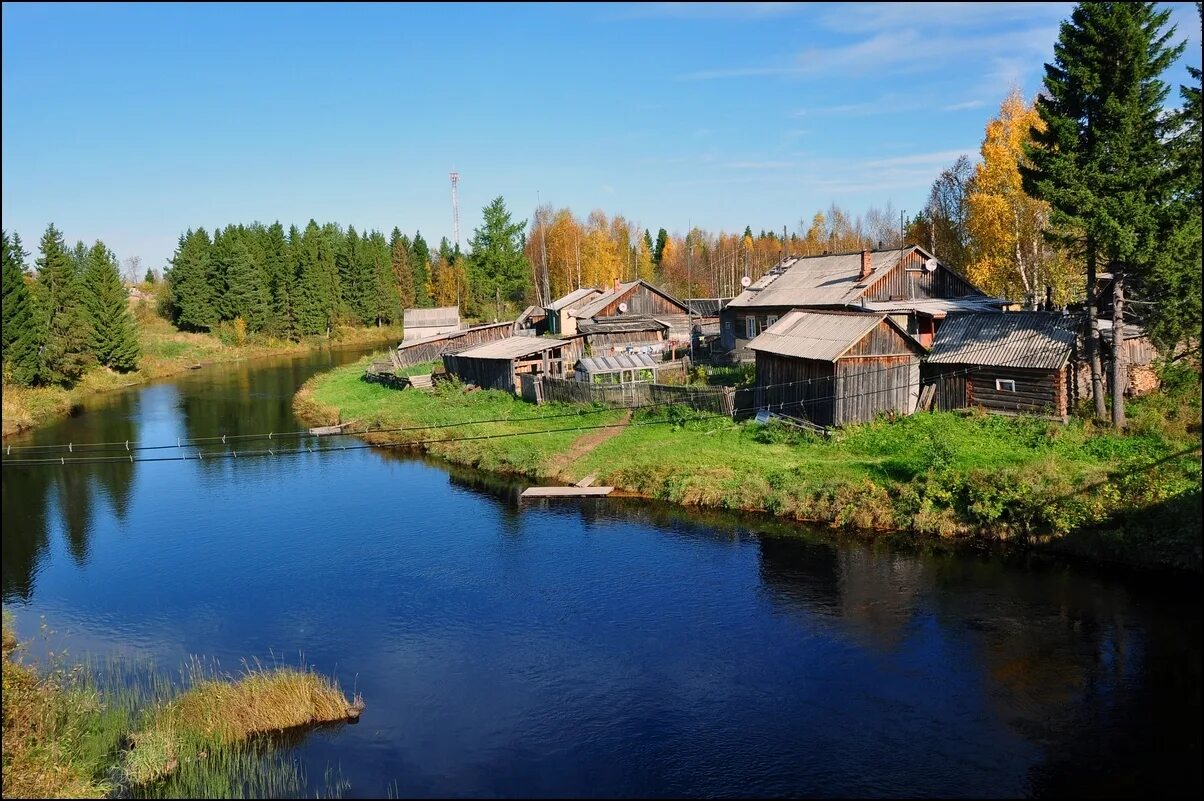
[2,2,1200,273]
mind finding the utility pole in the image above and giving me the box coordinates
[449,171,460,251]
[537,192,549,307]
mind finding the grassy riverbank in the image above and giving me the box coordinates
[296,356,1202,571]
[1,614,360,798]
[2,312,401,438]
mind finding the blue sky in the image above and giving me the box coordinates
[2,2,1200,272]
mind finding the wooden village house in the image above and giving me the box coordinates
[721,246,1006,361]
[748,310,924,427]
[923,312,1077,418]
[442,337,582,394]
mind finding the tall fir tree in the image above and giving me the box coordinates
[166,228,218,331]
[82,241,140,372]
[367,229,400,326]
[265,221,299,340]
[214,230,270,331]
[466,196,530,319]
[1022,2,1185,426]
[654,228,669,265]
[391,227,416,310]
[2,230,42,386]
[36,224,93,386]
[411,231,432,306]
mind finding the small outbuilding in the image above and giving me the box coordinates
[577,316,669,354]
[924,312,1076,417]
[443,337,578,393]
[575,352,663,385]
[403,306,461,342]
[749,310,924,427]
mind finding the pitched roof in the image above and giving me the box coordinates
[685,298,733,316]
[570,279,689,319]
[860,296,1009,316]
[403,306,460,328]
[576,352,660,373]
[726,246,983,309]
[925,312,1076,369]
[748,310,915,362]
[577,316,668,334]
[453,337,571,360]
[547,287,602,311]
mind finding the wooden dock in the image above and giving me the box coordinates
[520,486,614,498]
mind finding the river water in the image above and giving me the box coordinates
[2,347,1199,798]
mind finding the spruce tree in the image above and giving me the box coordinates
[391,227,416,310]
[36,224,93,386]
[411,231,432,306]
[654,228,669,265]
[367,229,399,326]
[1023,2,1185,426]
[265,222,298,340]
[2,231,42,386]
[82,241,140,372]
[215,232,270,331]
[466,196,530,320]
[166,228,217,331]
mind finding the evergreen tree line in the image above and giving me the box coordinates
[164,220,445,338]
[2,225,140,388]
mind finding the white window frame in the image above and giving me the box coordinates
[766,314,778,328]
[995,378,1017,392]
[745,316,757,339]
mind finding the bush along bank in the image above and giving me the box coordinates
[295,356,1202,572]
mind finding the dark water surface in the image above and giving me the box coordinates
[2,347,1200,798]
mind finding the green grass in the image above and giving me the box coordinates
[2,615,358,799]
[298,357,1202,570]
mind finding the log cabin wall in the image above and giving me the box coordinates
[965,365,1068,416]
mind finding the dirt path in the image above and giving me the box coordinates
[547,410,632,480]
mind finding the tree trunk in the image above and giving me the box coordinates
[1086,241,1107,419]
[1111,270,1127,429]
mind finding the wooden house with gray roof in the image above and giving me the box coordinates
[924,312,1077,417]
[442,337,582,393]
[721,246,1006,361]
[748,310,924,427]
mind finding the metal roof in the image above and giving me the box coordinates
[748,310,902,362]
[547,287,603,311]
[860,296,1009,316]
[685,297,732,316]
[576,352,660,373]
[403,306,460,328]
[727,250,909,308]
[453,337,571,360]
[925,312,1075,369]
[577,316,668,334]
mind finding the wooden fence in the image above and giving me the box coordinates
[539,376,736,417]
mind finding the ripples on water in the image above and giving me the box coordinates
[2,346,1199,798]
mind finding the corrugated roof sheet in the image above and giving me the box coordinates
[403,306,460,328]
[454,337,571,360]
[576,352,660,373]
[685,298,732,316]
[926,312,1075,369]
[578,316,668,334]
[861,296,1008,316]
[547,287,602,311]
[747,310,890,362]
[728,250,907,308]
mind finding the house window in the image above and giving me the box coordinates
[745,317,757,339]
[766,314,778,328]
[995,379,1016,392]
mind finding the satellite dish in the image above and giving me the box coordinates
[923,258,939,272]
[618,302,628,313]
[740,275,752,288]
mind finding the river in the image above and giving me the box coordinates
[2,346,1199,798]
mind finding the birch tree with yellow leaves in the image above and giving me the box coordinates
[966,90,1077,307]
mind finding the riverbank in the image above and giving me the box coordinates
[295,356,1202,572]
[2,315,401,438]
[1,614,360,798]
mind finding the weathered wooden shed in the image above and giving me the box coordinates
[402,306,462,342]
[443,337,578,393]
[749,310,924,427]
[571,279,693,341]
[924,312,1076,416]
[577,316,669,354]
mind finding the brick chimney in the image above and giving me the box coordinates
[859,250,873,281]
[613,277,622,292]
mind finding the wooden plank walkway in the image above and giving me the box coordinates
[520,486,614,498]
[407,374,434,391]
